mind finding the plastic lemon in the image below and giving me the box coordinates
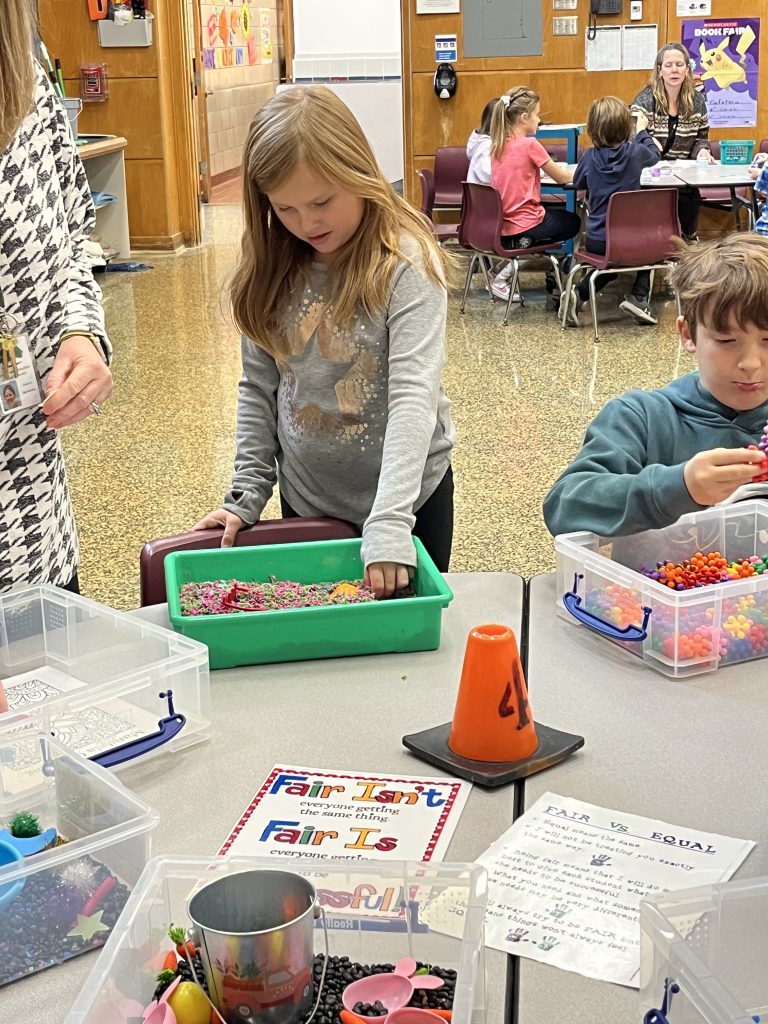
[167,982,210,1024]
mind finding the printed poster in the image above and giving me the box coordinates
[219,765,471,862]
[218,766,472,930]
[422,792,753,987]
[682,18,759,128]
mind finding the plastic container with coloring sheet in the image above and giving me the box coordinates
[0,585,210,768]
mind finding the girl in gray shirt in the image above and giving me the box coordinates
[195,87,454,598]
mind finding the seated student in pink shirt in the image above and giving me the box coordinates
[490,87,580,251]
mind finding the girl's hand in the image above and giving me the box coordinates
[193,508,247,547]
[366,562,411,599]
[44,335,113,429]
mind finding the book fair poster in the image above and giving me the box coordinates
[682,18,759,128]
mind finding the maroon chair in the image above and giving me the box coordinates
[417,168,460,244]
[458,181,566,326]
[559,188,680,341]
[139,517,360,606]
[433,147,470,209]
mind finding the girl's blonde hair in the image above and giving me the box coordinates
[0,0,36,153]
[231,86,446,357]
[651,43,695,119]
[587,96,633,149]
[490,87,539,159]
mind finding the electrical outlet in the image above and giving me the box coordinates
[630,1,642,19]
[552,15,578,34]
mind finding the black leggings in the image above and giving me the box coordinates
[576,237,651,303]
[59,572,80,594]
[280,466,455,573]
[501,207,581,250]
[677,186,701,238]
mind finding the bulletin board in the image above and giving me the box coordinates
[201,2,273,69]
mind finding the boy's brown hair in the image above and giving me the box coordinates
[669,234,768,339]
[587,96,633,149]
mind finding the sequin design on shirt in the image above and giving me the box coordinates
[279,285,383,445]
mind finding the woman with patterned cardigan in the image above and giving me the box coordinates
[631,42,715,240]
[0,0,113,593]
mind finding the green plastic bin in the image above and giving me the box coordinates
[164,538,453,669]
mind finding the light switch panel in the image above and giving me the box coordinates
[630,1,643,19]
[552,15,578,33]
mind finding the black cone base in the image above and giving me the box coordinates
[402,721,585,787]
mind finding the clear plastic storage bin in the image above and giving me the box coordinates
[66,855,487,1024]
[555,502,768,678]
[0,732,158,986]
[0,585,211,766]
[640,876,768,1024]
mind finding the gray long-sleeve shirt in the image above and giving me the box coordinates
[223,241,454,568]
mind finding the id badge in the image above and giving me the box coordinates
[0,328,45,416]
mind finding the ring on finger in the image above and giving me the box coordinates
[90,400,103,416]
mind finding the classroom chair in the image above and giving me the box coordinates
[139,517,360,606]
[458,181,565,326]
[416,168,460,244]
[698,140,766,230]
[558,188,680,342]
[433,147,470,209]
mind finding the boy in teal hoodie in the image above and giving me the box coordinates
[544,234,768,537]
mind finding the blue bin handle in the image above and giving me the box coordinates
[563,573,651,643]
[90,690,186,769]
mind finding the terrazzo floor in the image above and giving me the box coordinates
[62,204,696,610]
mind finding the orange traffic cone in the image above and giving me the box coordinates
[448,624,538,762]
[403,624,584,787]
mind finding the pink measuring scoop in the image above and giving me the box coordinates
[342,957,444,1021]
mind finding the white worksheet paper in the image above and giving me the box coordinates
[423,792,753,987]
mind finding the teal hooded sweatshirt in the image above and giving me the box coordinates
[544,372,768,538]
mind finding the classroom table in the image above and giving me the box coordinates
[3,573,524,1024]
[515,572,768,1024]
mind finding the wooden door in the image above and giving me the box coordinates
[190,0,212,203]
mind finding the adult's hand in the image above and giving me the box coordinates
[44,335,112,429]
[192,508,247,547]
[635,110,649,133]
[697,148,716,165]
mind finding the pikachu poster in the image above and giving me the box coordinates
[682,18,759,128]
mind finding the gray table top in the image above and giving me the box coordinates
[4,572,524,1023]
[517,572,768,1024]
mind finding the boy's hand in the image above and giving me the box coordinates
[750,165,760,180]
[366,562,411,599]
[192,508,247,547]
[635,110,649,133]
[683,448,766,506]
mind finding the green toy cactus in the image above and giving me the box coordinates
[9,812,42,838]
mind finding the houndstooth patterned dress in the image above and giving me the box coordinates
[0,66,111,591]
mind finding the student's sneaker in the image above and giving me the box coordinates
[490,280,522,302]
[619,295,658,325]
[558,288,583,328]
